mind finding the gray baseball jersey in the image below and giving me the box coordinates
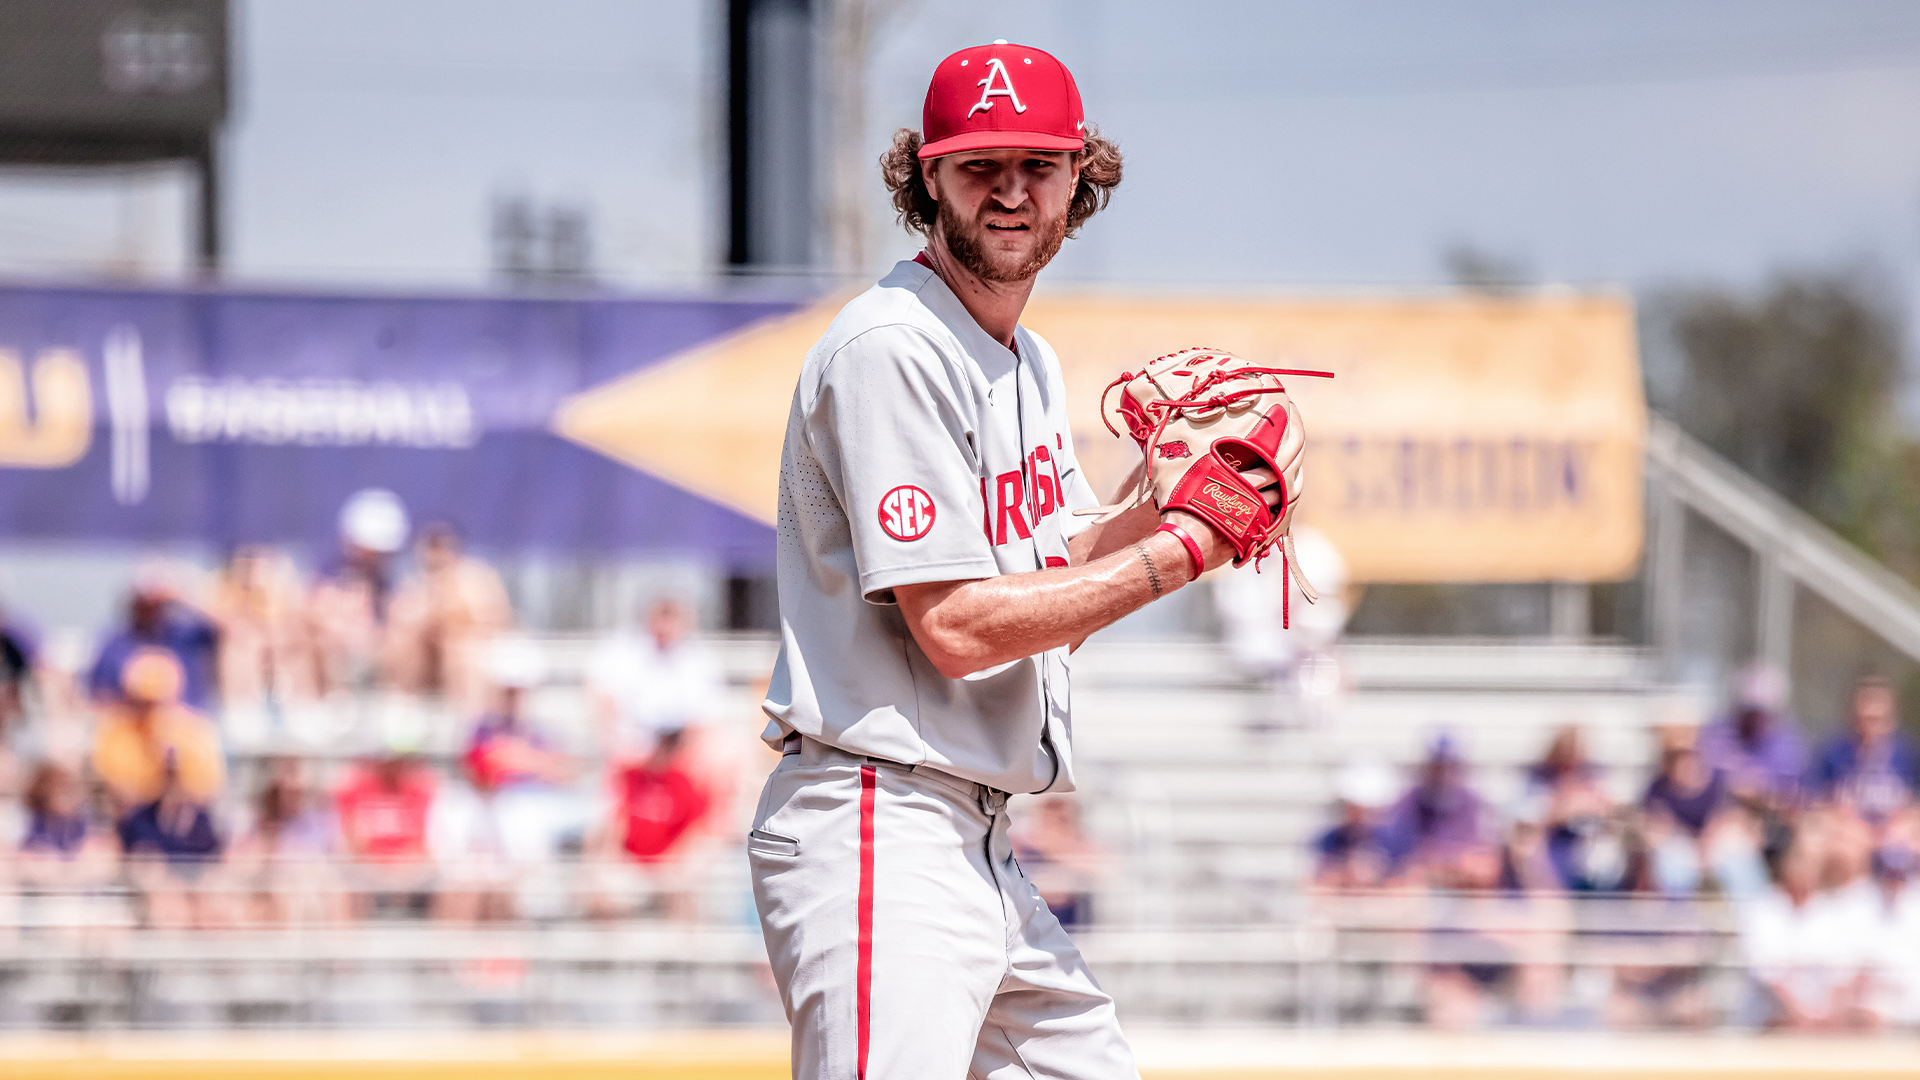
[760,258,1101,795]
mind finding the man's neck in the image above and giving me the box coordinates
[921,236,1035,350]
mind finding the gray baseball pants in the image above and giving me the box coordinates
[748,736,1138,1079]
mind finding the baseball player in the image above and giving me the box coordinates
[751,41,1285,1079]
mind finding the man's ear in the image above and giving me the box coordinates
[920,157,941,202]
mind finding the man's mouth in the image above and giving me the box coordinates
[984,221,1029,232]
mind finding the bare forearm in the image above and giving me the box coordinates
[898,529,1196,678]
[1067,501,1161,566]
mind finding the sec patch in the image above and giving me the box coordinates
[878,485,937,541]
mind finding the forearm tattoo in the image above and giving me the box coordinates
[1134,542,1164,598]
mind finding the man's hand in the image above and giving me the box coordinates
[1164,465,1283,575]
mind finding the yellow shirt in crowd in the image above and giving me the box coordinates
[90,705,225,806]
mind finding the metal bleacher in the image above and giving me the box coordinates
[0,631,1718,1030]
[1067,638,1690,927]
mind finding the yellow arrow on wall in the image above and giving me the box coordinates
[551,299,849,527]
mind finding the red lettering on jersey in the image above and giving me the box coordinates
[877,485,937,542]
[1030,446,1058,518]
[994,470,1031,544]
[1048,444,1066,514]
[1044,556,1068,569]
[980,477,993,541]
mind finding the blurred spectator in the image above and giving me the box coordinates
[1643,726,1726,840]
[1698,663,1806,807]
[0,604,36,734]
[584,729,714,921]
[587,597,724,760]
[386,523,512,716]
[334,753,439,919]
[310,488,409,696]
[1422,841,1567,1028]
[89,649,224,814]
[1586,800,1717,1028]
[1737,813,1875,1030]
[1212,525,1350,684]
[463,639,584,867]
[1862,810,1920,1026]
[1520,726,1621,891]
[607,730,711,864]
[209,546,320,712]
[1524,727,1607,813]
[1311,759,1399,890]
[16,762,117,885]
[0,607,36,839]
[1807,675,1917,825]
[1603,823,1716,1028]
[1703,801,1773,900]
[86,570,220,712]
[1638,726,1730,898]
[119,756,227,929]
[1379,736,1490,879]
[1010,795,1104,928]
[31,628,102,764]
[229,758,346,925]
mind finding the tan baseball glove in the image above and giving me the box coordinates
[1082,347,1330,617]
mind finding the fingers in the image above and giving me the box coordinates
[1239,466,1283,511]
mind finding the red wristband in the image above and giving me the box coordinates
[1156,522,1206,578]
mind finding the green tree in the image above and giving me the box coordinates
[1646,266,1920,579]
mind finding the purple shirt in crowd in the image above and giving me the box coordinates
[1696,709,1806,802]
[1808,731,1918,821]
[1378,782,1487,868]
[1643,770,1727,836]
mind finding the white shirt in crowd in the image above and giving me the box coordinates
[587,632,725,749]
[1863,881,1920,1025]
[1738,881,1881,1020]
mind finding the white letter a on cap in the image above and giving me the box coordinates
[967,57,1027,117]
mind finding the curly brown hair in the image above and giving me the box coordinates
[880,126,1123,239]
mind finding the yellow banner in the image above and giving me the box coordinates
[1027,292,1645,583]
[555,290,1646,584]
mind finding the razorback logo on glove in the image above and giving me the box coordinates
[1157,441,1191,460]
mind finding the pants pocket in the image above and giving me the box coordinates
[747,827,801,858]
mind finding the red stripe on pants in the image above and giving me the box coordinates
[856,765,877,1080]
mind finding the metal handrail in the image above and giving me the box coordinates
[1646,413,1920,661]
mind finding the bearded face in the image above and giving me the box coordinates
[937,192,1069,284]
[927,150,1076,284]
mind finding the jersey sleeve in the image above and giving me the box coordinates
[805,326,999,603]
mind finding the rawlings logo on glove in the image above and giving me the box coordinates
[1079,346,1332,623]
[1200,480,1257,526]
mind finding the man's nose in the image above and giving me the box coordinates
[990,172,1029,209]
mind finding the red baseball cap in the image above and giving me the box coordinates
[918,40,1085,160]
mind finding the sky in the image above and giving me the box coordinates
[1,0,1917,305]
